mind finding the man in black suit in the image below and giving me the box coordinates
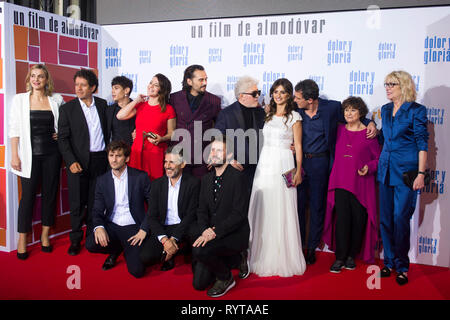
[58,69,110,255]
[139,146,200,271]
[86,140,151,278]
[192,136,250,298]
[214,76,265,192]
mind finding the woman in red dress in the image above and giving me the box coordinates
[117,73,176,180]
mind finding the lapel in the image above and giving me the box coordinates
[206,171,216,209]
[48,95,59,132]
[162,177,169,221]
[106,170,116,212]
[94,97,107,142]
[178,91,194,122]
[21,92,31,135]
[127,167,133,207]
[233,102,246,129]
[73,98,90,141]
[192,92,208,120]
[177,175,186,218]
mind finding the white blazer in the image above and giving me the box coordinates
[8,92,65,178]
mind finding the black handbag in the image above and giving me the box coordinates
[402,169,431,190]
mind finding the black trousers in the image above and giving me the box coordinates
[192,231,246,284]
[66,151,108,244]
[334,188,368,261]
[85,222,146,278]
[140,223,197,266]
[18,153,61,233]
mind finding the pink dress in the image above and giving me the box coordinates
[322,124,381,263]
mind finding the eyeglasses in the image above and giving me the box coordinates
[384,82,399,88]
[241,90,261,98]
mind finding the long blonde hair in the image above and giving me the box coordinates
[385,70,417,103]
[25,64,54,96]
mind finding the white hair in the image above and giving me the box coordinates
[234,76,259,100]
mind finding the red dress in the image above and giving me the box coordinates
[128,102,176,180]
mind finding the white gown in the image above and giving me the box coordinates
[248,111,306,277]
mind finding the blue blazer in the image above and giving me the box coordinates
[377,101,428,186]
[92,166,152,232]
[215,101,266,166]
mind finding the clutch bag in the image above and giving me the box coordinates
[402,169,431,190]
[282,167,304,188]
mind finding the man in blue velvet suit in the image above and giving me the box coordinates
[294,79,377,264]
[86,140,151,278]
[214,76,266,192]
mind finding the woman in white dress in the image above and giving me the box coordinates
[248,78,306,277]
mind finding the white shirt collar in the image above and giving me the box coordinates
[79,97,96,109]
[168,174,182,189]
[112,166,128,181]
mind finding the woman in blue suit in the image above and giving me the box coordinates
[377,71,428,285]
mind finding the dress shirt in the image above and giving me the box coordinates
[110,166,136,226]
[157,175,182,242]
[94,166,136,232]
[79,98,105,152]
[299,109,328,153]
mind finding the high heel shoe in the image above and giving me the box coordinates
[41,236,52,253]
[17,251,29,260]
[41,245,53,253]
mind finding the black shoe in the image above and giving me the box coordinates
[41,245,53,253]
[68,243,81,256]
[238,251,250,279]
[207,275,236,298]
[161,257,175,271]
[17,251,29,260]
[305,249,316,265]
[329,260,345,273]
[344,257,356,270]
[396,272,408,285]
[380,266,392,278]
[102,253,119,271]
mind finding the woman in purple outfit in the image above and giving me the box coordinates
[322,96,381,273]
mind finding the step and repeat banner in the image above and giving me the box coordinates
[0,2,101,252]
[0,3,448,268]
[101,6,449,268]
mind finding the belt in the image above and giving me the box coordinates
[303,152,328,159]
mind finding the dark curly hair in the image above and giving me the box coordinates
[265,78,296,126]
[341,96,369,120]
[74,69,98,93]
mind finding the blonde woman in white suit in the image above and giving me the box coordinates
[8,64,64,259]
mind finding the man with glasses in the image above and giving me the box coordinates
[169,65,222,178]
[293,79,377,265]
[215,76,265,192]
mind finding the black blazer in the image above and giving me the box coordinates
[92,167,151,232]
[58,97,110,170]
[214,101,266,166]
[197,166,250,242]
[148,173,200,241]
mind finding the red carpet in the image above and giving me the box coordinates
[0,234,448,300]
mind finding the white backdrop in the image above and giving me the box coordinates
[101,7,450,267]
